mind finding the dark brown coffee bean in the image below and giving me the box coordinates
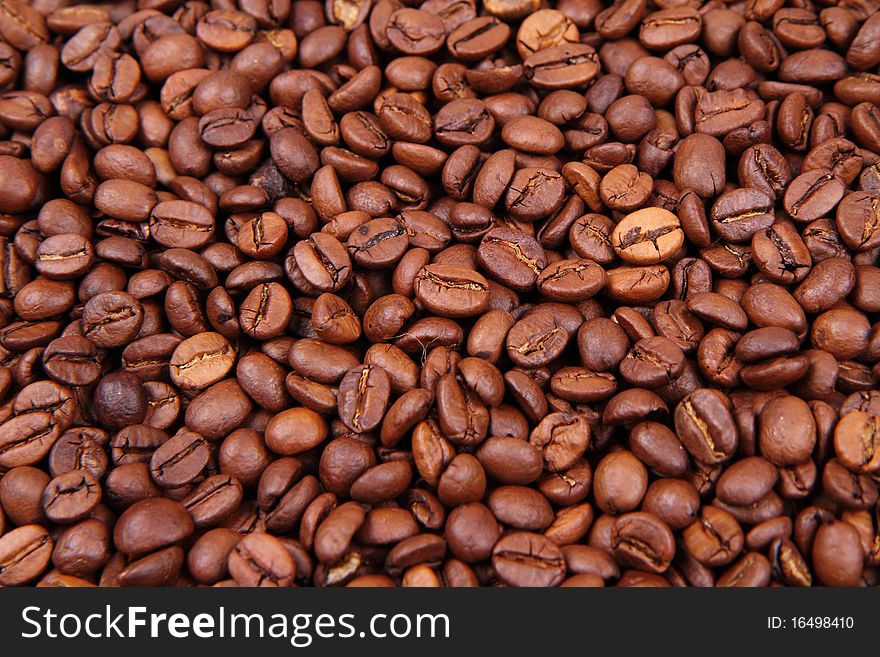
[812,520,863,586]
[0,525,53,586]
[535,258,605,302]
[507,310,570,368]
[492,531,565,587]
[837,191,880,252]
[611,512,675,574]
[81,291,144,349]
[291,233,353,293]
[228,532,295,587]
[414,264,490,318]
[783,169,845,223]
[674,389,737,465]
[529,412,590,472]
[434,98,495,148]
[337,364,390,433]
[113,497,193,557]
[674,134,725,199]
[835,411,880,474]
[620,337,686,388]
[710,188,774,243]
[41,470,101,524]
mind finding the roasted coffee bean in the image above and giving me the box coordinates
[239,282,293,340]
[605,265,670,304]
[752,221,812,284]
[492,532,565,587]
[291,233,353,293]
[620,337,686,388]
[682,506,743,567]
[169,332,236,392]
[526,41,600,90]
[674,134,725,199]
[337,365,390,434]
[113,498,193,557]
[611,208,683,265]
[81,291,144,349]
[594,450,647,514]
[35,234,94,280]
[837,191,880,252]
[812,520,863,587]
[529,412,590,473]
[611,512,675,574]
[537,259,606,302]
[478,227,546,292]
[628,421,687,478]
[414,264,489,318]
[0,466,49,526]
[783,169,845,223]
[0,525,53,586]
[41,470,101,524]
[674,389,737,465]
[348,217,409,267]
[228,532,295,587]
[710,188,774,243]
[149,201,215,251]
[507,310,570,368]
[150,430,210,489]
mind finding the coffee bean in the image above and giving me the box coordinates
[620,337,686,388]
[594,450,648,514]
[752,221,812,284]
[674,389,737,465]
[524,44,599,90]
[738,144,790,200]
[812,520,863,586]
[35,233,94,280]
[150,430,210,489]
[337,364,390,434]
[0,525,53,585]
[710,188,775,243]
[41,470,101,524]
[488,485,554,530]
[783,169,845,223]
[228,532,295,587]
[833,411,880,474]
[414,264,490,318]
[502,116,564,155]
[611,512,675,574]
[492,531,566,587]
[113,498,194,557]
[758,395,816,466]
[605,265,670,304]
[611,208,684,264]
[48,430,108,480]
[674,134,725,198]
[682,506,743,567]
[507,310,570,368]
[82,291,144,349]
[169,332,236,392]
[149,201,215,250]
[239,282,292,340]
[529,412,590,472]
[836,191,880,252]
[348,217,409,267]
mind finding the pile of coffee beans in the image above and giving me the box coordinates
[0,0,878,588]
